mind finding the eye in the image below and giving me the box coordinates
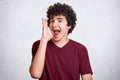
[58,20,62,23]
[50,19,54,23]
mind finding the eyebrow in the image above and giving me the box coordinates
[56,18,64,20]
[50,17,64,20]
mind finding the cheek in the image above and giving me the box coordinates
[49,23,52,28]
[49,23,53,29]
[61,27,69,34]
[49,27,53,33]
[50,28,53,32]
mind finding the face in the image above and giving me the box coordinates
[49,15,71,42]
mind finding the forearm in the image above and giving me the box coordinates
[82,74,93,80]
[30,39,48,79]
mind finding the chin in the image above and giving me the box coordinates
[52,37,61,42]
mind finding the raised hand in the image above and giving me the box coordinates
[41,18,52,41]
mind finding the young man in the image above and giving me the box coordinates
[29,2,93,80]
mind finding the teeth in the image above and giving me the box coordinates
[54,30,60,32]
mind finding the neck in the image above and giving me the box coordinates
[52,37,69,48]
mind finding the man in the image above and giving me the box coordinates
[29,2,93,80]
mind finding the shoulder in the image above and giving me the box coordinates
[70,40,90,60]
[32,39,52,47]
[70,39,87,50]
[32,40,40,47]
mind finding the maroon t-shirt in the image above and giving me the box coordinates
[32,39,93,80]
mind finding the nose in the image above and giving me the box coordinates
[53,20,58,27]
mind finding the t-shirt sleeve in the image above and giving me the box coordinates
[79,45,93,75]
[31,40,40,61]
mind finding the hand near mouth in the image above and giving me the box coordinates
[41,18,52,41]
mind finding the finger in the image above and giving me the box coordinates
[42,18,49,35]
[42,18,48,29]
[44,18,48,27]
[42,18,46,32]
[42,18,44,30]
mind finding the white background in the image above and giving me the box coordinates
[0,0,120,80]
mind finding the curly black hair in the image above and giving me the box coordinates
[47,2,77,34]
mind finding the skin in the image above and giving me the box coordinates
[49,15,71,47]
[29,15,93,80]
[29,18,52,79]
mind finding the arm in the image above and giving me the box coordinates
[79,46,93,80]
[81,74,93,80]
[29,18,52,79]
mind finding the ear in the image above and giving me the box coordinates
[67,25,71,29]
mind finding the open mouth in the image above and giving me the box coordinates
[53,30,60,36]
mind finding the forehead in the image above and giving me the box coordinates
[50,15,66,20]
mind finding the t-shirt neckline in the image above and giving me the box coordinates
[50,39,71,49]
